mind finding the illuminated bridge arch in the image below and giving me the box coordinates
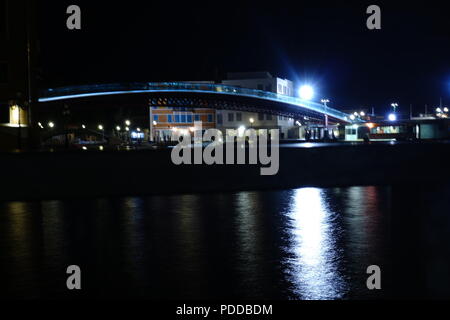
[39,82,357,123]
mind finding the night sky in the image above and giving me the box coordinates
[38,1,450,114]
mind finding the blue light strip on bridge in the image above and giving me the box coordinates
[38,82,358,122]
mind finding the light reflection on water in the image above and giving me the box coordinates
[1,185,450,299]
[284,188,347,300]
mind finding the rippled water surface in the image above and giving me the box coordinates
[1,185,450,299]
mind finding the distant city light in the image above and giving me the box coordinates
[299,85,314,100]
[388,113,397,121]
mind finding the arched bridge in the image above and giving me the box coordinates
[39,82,359,124]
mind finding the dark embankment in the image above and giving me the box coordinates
[1,142,450,201]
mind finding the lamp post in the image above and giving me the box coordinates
[321,99,330,139]
[249,117,255,129]
[391,103,398,112]
[98,124,104,141]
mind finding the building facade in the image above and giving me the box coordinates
[217,72,298,139]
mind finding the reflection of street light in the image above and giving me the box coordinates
[299,85,314,100]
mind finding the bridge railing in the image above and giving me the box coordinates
[41,82,356,122]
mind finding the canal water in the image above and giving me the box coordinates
[1,184,450,300]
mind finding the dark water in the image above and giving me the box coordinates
[1,185,450,300]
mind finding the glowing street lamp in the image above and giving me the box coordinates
[116,126,121,131]
[82,124,86,129]
[98,125,103,131]
[391,103,399,112]
[299,85,314,101]
[388,113,397,121]
[48,122,55,128]
[125,120,131,126]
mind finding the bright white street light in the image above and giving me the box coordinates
[299,85,314,100]
[48,122,55,128]
[116,126,121,131]
[249,118,255,124]
[388,113,397,121]
[125,120,131,126]
[98,125,104,130]
[444,107,449,113]
[360,111,366,117]
[82,124,86,129]
[238,126,246,136]
[349,115,356,121]
[153,121,157,126]
[137,128,141,132]
[125,127,130,132]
